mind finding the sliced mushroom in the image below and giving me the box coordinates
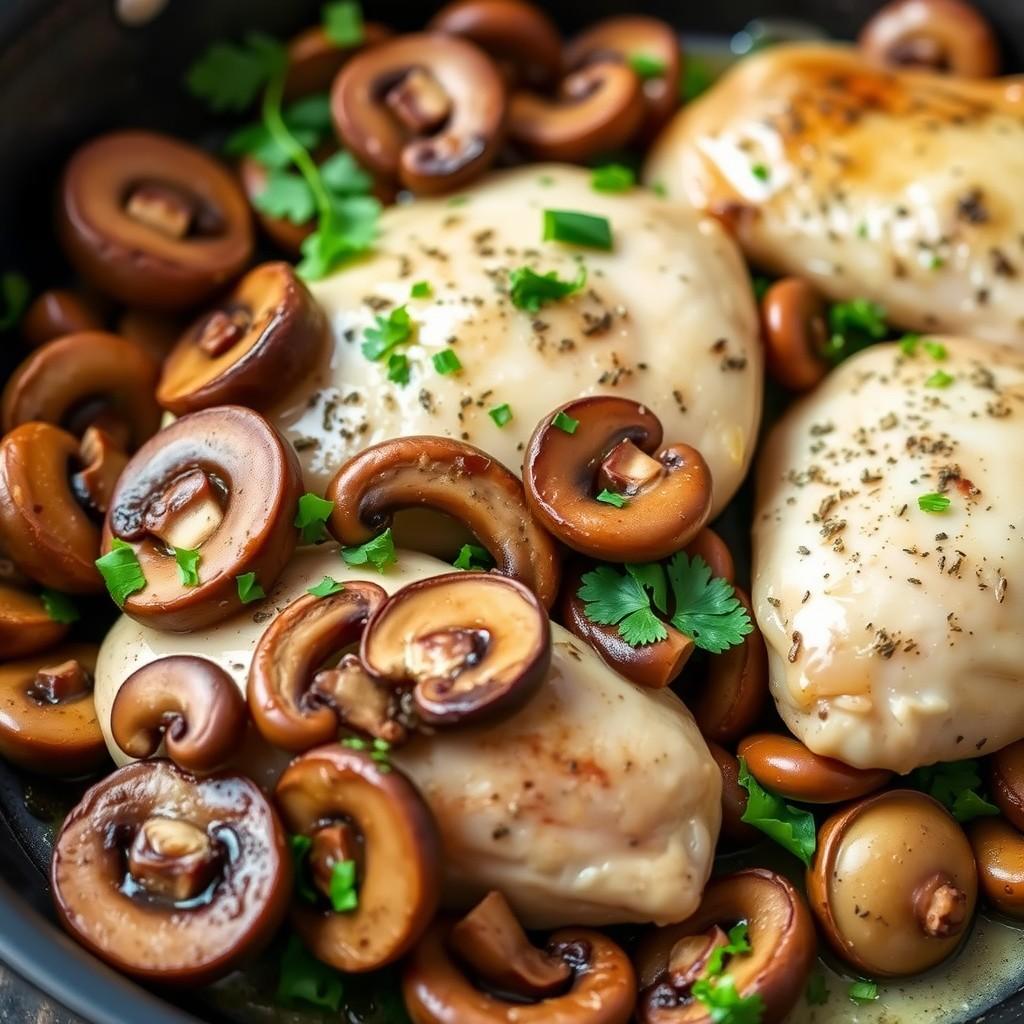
[111,655,248,772]
[248,583,393,752]
[808,790,978,976]
[71,425,129,517]
[706,742,760,846]
[275,743,442,972]
[760,278,830,393]
[158,262,328,416]
[102,406,302,630]
[524,397,713,563]
[684,528,735,584]
[361,572,551,726]
[859,0,999,77]
[326,435,561,607]
[117,307,185,364]
[0,583,71,659]
[404,917,636,1023]
[57,131,253,310]
[331,33,507,194]
[635,869,816,1024]
[990,739,1024,831]
[970,817,1024,919]
[52,759,290,983]
[2,331,161,448]
[20,289,105,349]
[284,21,392,98]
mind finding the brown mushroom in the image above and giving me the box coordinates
[102,405,302,630]
[524,397,713,563]
[20,289,105,349]
[111,655,248,772]
[859,0,999,77]
[1,331,161,449]
[0,644,106,776]
[331,33,507,195]
[248,583,395,752]
[0,583,71,659]
[361,572,551,726]
[808,789,978,976]
[684,528,735,584]
[760,278,830,393]
[428,0,563,90]
[706,742,760,845]
[326,435,562,608]
[238,156,316,256]
[52,759,290,983]
[275,743,442,972]
[969,817,1024,919]
[990,739,1024,831]
[157,262,328,416]
[71,425,129,517]
[404,915,636,1024]
[57,131,253,310]
[116,307,184,364]
[635,869,816,1024]
[737,733,893,804]
[284,21,392,99]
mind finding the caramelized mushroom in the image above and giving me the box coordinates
[52,759,290,983]
[0,644,106,776]
[859,0,999,77]
[117,307,185,364]
[990,739,1024,831]
[58,131,253,310]
[706,742,760,845]
[102,406,302,630]
[404,915,636,1023]
[808,790,978,976]
[111,655,248,772]
[0,583,71,659]
[760,278,830,393]
[275,744,442,972]
[1,331,161,448]
[684,527,735,584]
[248,583,393,752]
[284,21,392,98]
[362,572,551,726]
[737,733,893,804]
[21,289,104,349]
[524,397,713,562]
[326,436,561,608]
[635,869,816,1024]
[970,817,1024,919]
[157,262,328,415]
[331,33,507,194]
[71,425,129,517]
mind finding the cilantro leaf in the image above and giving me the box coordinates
[294,492,334,545]
[453,544,494,571]
[667,553,752,654]
[328,859,359,912]
[362,306,413,360]
[296,194,381,280]
[186,32,284,112]
[822,298,887,365]
[387,352,410,385]
[319,150,373,196]
[276,935,343,1011]
[508,265,587,313]
[737,757,817,865]
[254,170,317,224]
[906,759,1000,823]
[174,547,201,587]
[323,1,364,47]
[578,565,668,646]
[626,562,668,613]
[691,974,765,1024]
[95,540,147,606]
[283,93,333,133]
[224,122,320,170]
[39,589,79,624]
[681,56,716,101]
[0,272,30,331]
[308,576,345,597]
[341,529,396,572]
[236,572,266,604]
[705,923,751,978]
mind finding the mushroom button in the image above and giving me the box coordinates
[362,572,551,727]
[0,583,71,659]
[284,21,392,99]
[760,278,830,393]
[524,397,713,563]
[706,742,760,846]
[248,582,396,752]
[157,262,329,416]
[52,760,290,984]
[0,644,107,776]
[808,790,978,976]
[274,744,442,972]
[58,131,254,310]
[404,904,636,1024]
[635,869,816,1024]
[326,435,562,608]
[20,289,104,349]
[102,406,302,630]
[969,817,1024,919]
[859,0,999,77]
[2,331,161,450]
[331,33,507,195]
[737,733,893,804]
[111,656,248,773]
[990,739,1024,832]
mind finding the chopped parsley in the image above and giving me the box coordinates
[410,280,433,299]
[925,369,955,388]
[342,736,392,771]
[276,935,344,1011]
[899,333,921,356]
[294,492,335,544]
[551,410,579,434]
[236,572,266,604]
[823,298,888,365]
[705,923,751,977]
[0,272,30,330]
[596,489,628,508]
[95,540,147,607]
[906,759,1000,823]
[362,306,413,361]
[542,209,613,250]
[488,403,513,427]
[322,1,364,46]
[185,31,284,112]
[806,973,829,1006]
[432,348,462,375]
[918,492,951,514]
[39,589,79,624]
[848,981,879,1004]
[691,974,764,1024]
[591,163,635,193]
[174,547,201,587]
[681,56,716,101]
[508,264,587,312]
[328,860,359,912]
[453,544,494,571]
[628,53,666,79]
[307,576,345,597]
[751,162,770,182]
[387,353,410,385]
[341,529,396,572]
[924,340,947,360]
[737,757,817,865]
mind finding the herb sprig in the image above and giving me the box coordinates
[737,757,817,865]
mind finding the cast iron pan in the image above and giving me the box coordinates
[0,1,1022,1021]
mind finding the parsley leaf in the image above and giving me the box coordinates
[39,589,79,624]
[737,757,817,865]
[823,298,888,365]
[319,150,374,196]
[925,369,955,388]
[224,120,320,170]
[323,1,364,47]
[705,923,751,977]
[236,572,266,604]
[253,170,317,224]
[0,272,30,331]
[95,540,147,606]
[410,280,433,299]
[626,562,668,613]
[906,760,1000,822]
[341,529,396,572]
[508,264,587,313]
[308,576,345,597]
[276,935,344,1011]
[806,973,829,1006]
[328,859,359,912]
[848,980,879,1004]
[591,163,635,193]
[578,565,668,646]
[691,974,765,1024]
[453,544,494,571]
[186,32,284,112]
[296,194,381,279]
[667,553,752,654]
[174,547,201,587]
[918,492,951,514]
[387,352,410,385]
[362,306,413,360]
[294,492,334,544]
[751,163,770,182]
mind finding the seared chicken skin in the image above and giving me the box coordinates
[646,45,1024,345]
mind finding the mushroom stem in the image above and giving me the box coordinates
[310,654,408,744]
[125,182,197,240]
[666,925,730,988]
[128,816,222,903]
[71,426,129,518]
[386,67,454,133]
[599,439,664,494]
[29,660,92,704]
[196,308,251,358]
[139,468,225,550]
[914,873,969,938]
[309,822,363,901]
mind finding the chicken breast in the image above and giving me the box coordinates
[753,337,1024,773]
[645,44,1024,345]
[275,164,761,516]
[94,548,720,928]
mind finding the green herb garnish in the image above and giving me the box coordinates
[322,1,364,46]
[628,53,666,79]
[185,31,284,112]
[848,981,879,1004]
[294,492,335,544]
[596,489,628,508]
[236,572,265,604]
[319,149,373,195]
[174,547,201,587]
[591,163,635,193]
[362,306,413,361]
[543,209,613,250]
[906,760,1000,822]
[95,540,147,606]
[681,56,716,101]
[387,352,410,385]
[39,589,79,624]
[410,280,433,299]
[751,163,770,182]
[899,333,921,356]
[308,576,345,597]
[806,973,829,1006]
[508,265,587,313]
[918,493,951,514]
[328,860,358,912]
[705,923,752,977]
[823,298,888,365]
[488,403,513,427]
[341,529,396,572]
[691,974,764,1024]
[551,410,579,434]
[737,757,817,865]
[924,340,947,360]
[453,544,494,571]
[432,349,462,375]
[289,835,317,903]
[0,272,30,331]
[925,369,955,388]
[276,935,344,1011]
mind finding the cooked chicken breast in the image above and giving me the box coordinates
[753,337,1024,773]
[94,548,721,928]
[646,44,1024,345]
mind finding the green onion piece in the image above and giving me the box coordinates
[925,369,954,388]
[307,576,345,597]
[174,547,201,587]
[552,410,580,434]
[596,489,627,508]
[751,163,770,181]
[489,403,513,427]
[294,492,334,544]
[924,340,947,360]
[410,280,432,298]
[236,572,265,604]
[432,349,462,375]
[848,981,879,1004]
[275,934,344,1011]
[542,209,613,250]
[39,589,79,624]
[322,1,363,46]
[899,333,920,355]
[95,540,147,607]
[806,973,829,1006]
[591,164,635,193]
[328,860,358,912]
[918,493,951,513]
[341,528,396,572]
[628,53,666,79]
[288,834,317,903]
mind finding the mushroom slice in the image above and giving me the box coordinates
[52,760,290,984]
[326,435,561,608]
[1,331,161,449]
[283,21,392,98]
[361,572,551,727]
[248,583,391,752]
[71,425,129,517]
[331,33,507,194]
[524,397,713,563]
[990,739,1024,832]
[706,741,760,846]
[807,790,978,976]
[158,262,329,416]
[102,406,302,630]
[111,655,248,772]
[57,131,253,310]
[970,817,1024,919]
[760,278,829,393]
[0,583,71,659]
[0,644,106,776]
[274,743,442,972]
[21,289,104,349]
[635,869,816,1024]
[404,918,636,1023]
